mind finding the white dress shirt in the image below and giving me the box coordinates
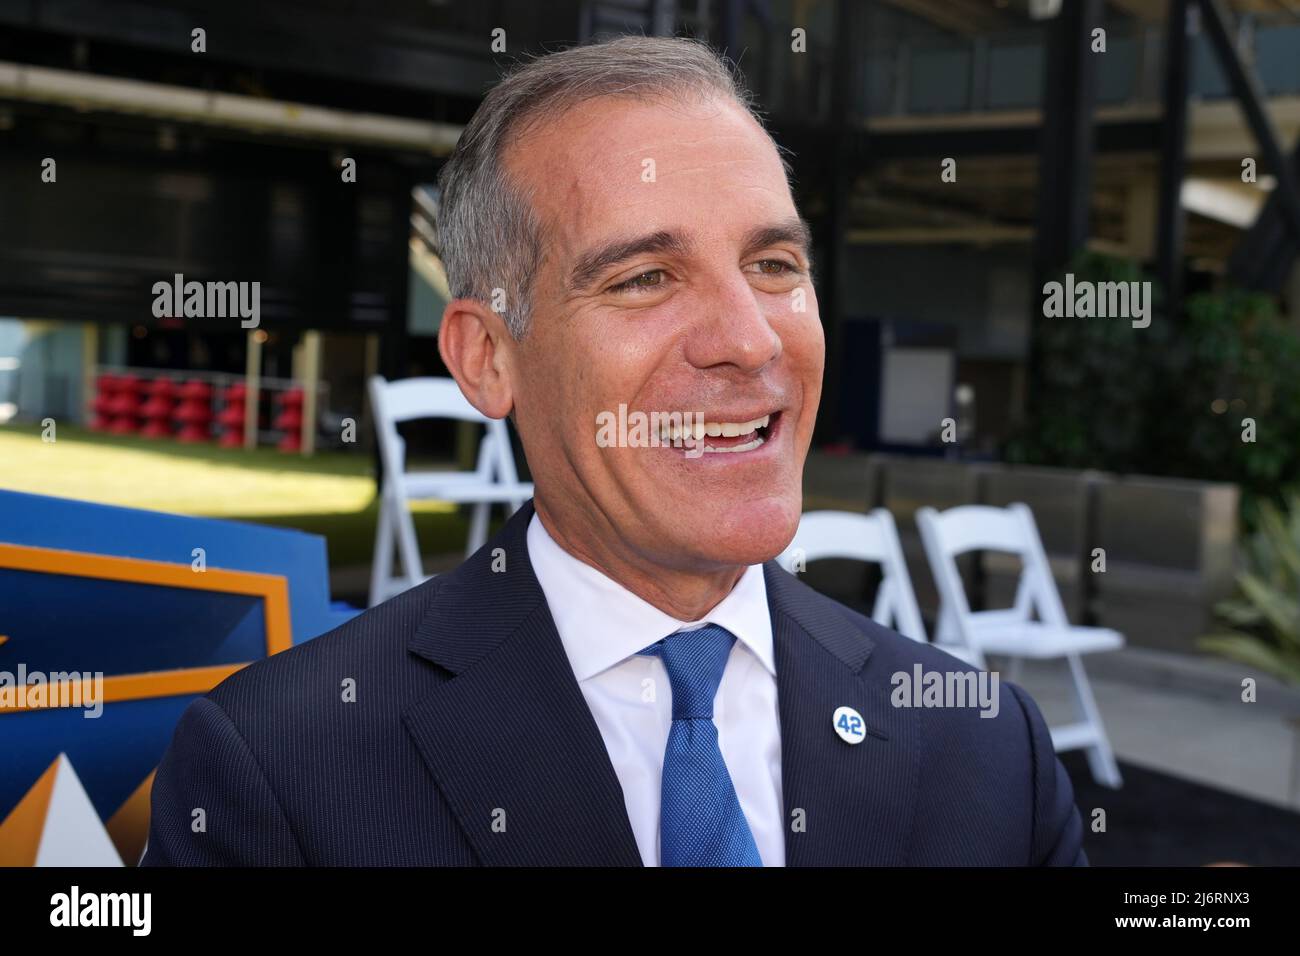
[526,512,785,866]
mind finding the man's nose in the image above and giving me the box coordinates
[684,272,783,373]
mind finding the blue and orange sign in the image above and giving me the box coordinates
[0,489,355,865]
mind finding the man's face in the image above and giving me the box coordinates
[505,93,823,572]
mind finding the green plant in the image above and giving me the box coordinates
[1199,494,1300,685]
[1005,252,1300,515]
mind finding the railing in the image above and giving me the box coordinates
[857,20,1300,119]
[738,8,1300,124]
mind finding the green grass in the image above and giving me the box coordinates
[0,423,488,567]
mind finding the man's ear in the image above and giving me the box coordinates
[438,298,516,420]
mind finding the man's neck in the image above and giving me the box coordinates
[533,501,747,622]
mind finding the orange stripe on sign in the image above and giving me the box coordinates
[0,542,292,711]
[0,665,249,713]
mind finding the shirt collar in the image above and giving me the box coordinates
[526,511,776,682]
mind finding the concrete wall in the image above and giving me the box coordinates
[799,451,1241,654]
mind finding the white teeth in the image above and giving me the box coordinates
[659,423,707,441]
[703,435,766,454]
[657,413,771,439]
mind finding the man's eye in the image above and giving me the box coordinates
[610,270,665,294]
[752,259,796,276]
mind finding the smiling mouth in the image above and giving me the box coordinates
[658,410,781,454]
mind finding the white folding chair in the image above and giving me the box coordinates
[916,502,1124,788]
[779,509,938,650]
[368,375,533,607]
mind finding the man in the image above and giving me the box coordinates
[143,35,1086,866]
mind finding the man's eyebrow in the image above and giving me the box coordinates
[743,216,814,267]
[567,230,694,293]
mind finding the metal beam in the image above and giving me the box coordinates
[1027,0,1103,427]
[1227,137,1300,289]
[1108,0,1170,21]
[1156,0,1195,315]
[811,0,861,446]
[878,0,1017,34]
[0,0,508,100]
[847,225,1034,244]
[1199,0,1300,245]
[0,61,462,155]
[838,118,1162,159]
[1033,0,1103,276]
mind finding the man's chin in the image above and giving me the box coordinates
[662,494,802,569]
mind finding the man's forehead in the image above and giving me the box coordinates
[508,93,780,197]
[522,107,785,210]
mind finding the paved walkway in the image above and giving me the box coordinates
[1009,653,1300,810]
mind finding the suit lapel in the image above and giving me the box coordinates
[401,501,642,866]
[766,563,920,866]
[401,501,919,866]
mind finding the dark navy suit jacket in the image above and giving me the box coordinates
[142,499,1087,866]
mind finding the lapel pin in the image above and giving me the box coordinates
[833,706,866,744]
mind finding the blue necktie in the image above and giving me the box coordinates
[638,623,763,867]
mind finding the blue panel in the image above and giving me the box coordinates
[0,568,265,673]
[0,489,355,642]
[0,489,360,836]
[0,695,200,823]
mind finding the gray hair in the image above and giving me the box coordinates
[435,34,790,339]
